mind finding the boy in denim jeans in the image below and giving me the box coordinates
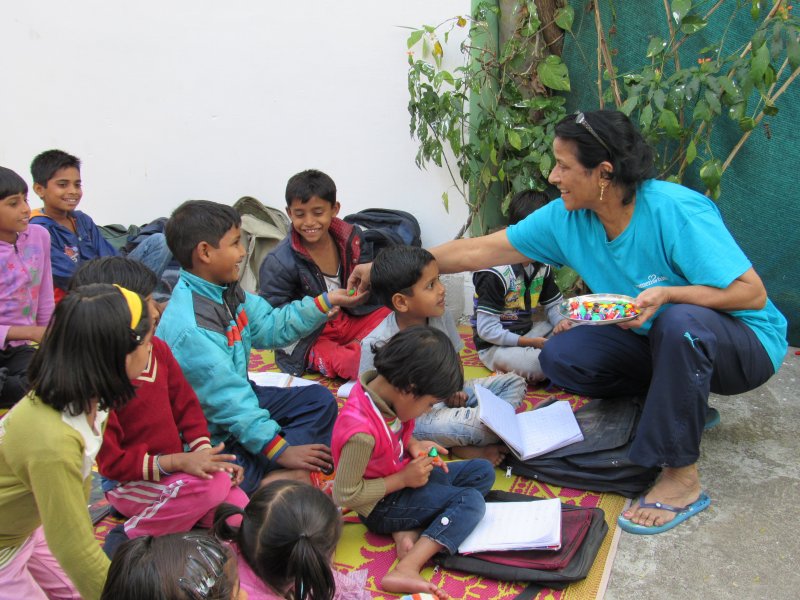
[359,245,527,466]
[333,326,494,598]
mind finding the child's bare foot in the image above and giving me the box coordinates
[259,468,311,487]
[622,464,702,527]
[451,443,508,467]
[381,567,448,598]
[392,529,421,560]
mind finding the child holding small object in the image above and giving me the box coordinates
[213,479,370,600]
[333,326,495,598]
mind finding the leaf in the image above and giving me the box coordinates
[680,16,708,35]
[554,5,574,31]
[671,0,692,24]
[537,55,571,92]
[407,30,424,49]
[749,44,770,83]
[621,95,639,115]
[653,89,666,111]
[433,41,444,58]
[508,130,523,150]
[699,159,722,191]
[693,99,711,122]
[539,153,552,178]
[738,117,755,131]
[490,147,498,166]
[788,33,800,70]
[763,102,778,116]
[456,16,467,28]
[686,139,697,164]
[750,0,761,21]
[704,90,722,115]
[666,174,682,184]
[641,104,654,129]
[646,37,667,58]
[659,109,682,138]
[441,190,449,212]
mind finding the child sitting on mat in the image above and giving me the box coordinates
[213,479,369,600]
[69,257,247,556]
[333,326,495,598]
[0,283,152,600]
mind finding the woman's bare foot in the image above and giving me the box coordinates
[622,464,702,527]
[381,567,447,599]
[259,468,310,487]
[392,529,421,560]
[451,443,508,467]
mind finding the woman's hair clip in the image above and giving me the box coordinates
[130,329,143,345]
[176,534,227,598]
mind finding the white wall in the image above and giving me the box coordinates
[1,0,470,247]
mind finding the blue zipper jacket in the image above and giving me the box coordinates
[156,270,329,457]
[30,209,117,290]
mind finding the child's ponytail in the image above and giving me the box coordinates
[289,534,336,600]
[225,480,342,600]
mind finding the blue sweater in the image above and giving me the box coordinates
[156,270,328,457]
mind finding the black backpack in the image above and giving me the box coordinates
[504,396,660,498]
[343,208,422,256]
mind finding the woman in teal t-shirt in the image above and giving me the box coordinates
[348,110,788,536]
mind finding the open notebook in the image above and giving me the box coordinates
[458,498,562,553]
[475,385,584,461]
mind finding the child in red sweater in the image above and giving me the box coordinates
[70,257,248,549]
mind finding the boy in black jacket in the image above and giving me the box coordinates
[259,169,389,378]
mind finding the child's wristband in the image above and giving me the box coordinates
[314,293,332,314]
[155,454,172,476]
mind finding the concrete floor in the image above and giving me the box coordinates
[605,348,800,600]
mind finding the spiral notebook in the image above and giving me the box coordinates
[475,385,584,461]
[458,498,562,553]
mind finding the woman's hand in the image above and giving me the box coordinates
[346,263,373,296]
[620,286,671,329]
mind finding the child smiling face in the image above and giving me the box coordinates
[0,192,31,244]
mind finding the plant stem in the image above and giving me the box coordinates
[720,64,800,175]
[593,1,622,107]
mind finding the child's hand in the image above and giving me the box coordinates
[401,454,436,488]
[553,319,573,335]
[328,288,368,308]
[346,263,373,296]
[275,443,333,473]
[444,391,467,408]
[170,443,240,480]
[518,336,547,349]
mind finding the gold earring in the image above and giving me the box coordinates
[599,182,607,202]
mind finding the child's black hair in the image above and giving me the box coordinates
[372,325,463,400]
[28,283,151,416]
[285,169,337,207]
[100,533,235,600]
[508,190,550,226]
[370,245,436,309]
[214,480,340,600]
[30,149,81,186]
[69,256,158,297]
[0,166,28,200]
[165,200,242,270]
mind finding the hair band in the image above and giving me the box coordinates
[113,284,143,330]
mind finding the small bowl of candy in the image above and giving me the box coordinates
[560,294,641,325]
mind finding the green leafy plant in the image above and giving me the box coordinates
[406,1,574,237]
[594,0,800,199]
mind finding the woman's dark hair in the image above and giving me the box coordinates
[554,110,655,204]
[214,480,340,600]
[27,283,151,415]
[69,256,158,296]
[372,325,463,400]
[100,533,235,600]
[0,165,28,199]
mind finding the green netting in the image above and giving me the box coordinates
[561,2,799,347]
